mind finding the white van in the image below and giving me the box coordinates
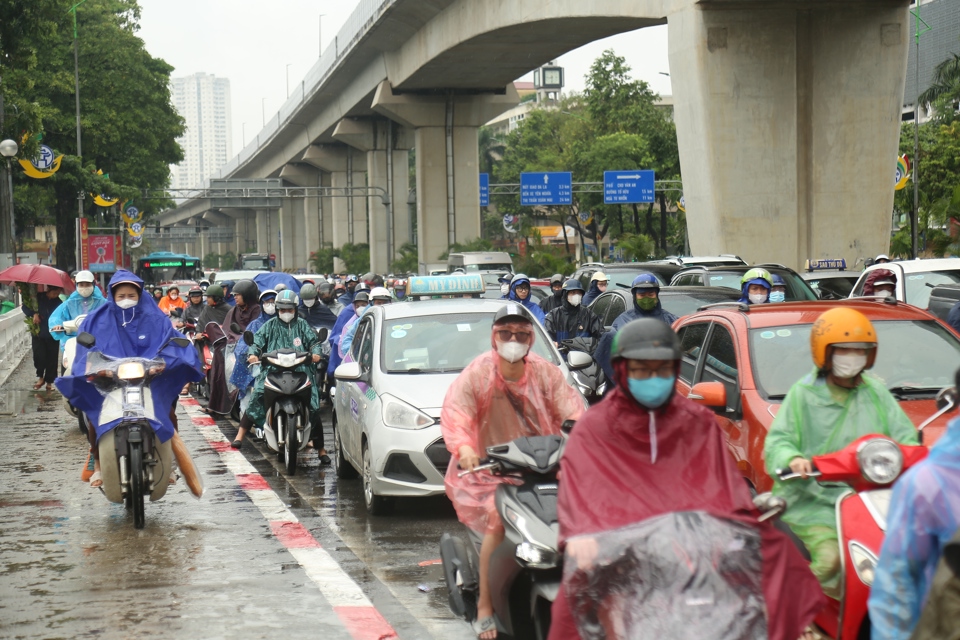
[447,251,514,274]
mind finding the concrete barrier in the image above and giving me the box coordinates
[0,309,30,386]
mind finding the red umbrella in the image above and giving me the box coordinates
[0,264,74,293]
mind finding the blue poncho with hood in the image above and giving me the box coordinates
[230,294,277,397]
[738,276,771,305]
[508,277,546,323]
[48,286,107,346]
[54,270,203,443]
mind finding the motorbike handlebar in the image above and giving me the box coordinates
[457,460,500,478]
[776,468,823,481]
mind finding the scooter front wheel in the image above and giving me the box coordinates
[285,414,298,476]
[129,443,146,529]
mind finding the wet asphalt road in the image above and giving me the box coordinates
[0,357,475,640]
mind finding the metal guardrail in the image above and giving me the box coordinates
[0,309,29,385]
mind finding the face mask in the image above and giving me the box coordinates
[748,293,768,305]
[496,340,530,363]
[769,291,786,303]
[279,311,296,324]
[169,293,179,300]
[627,376,676,409]
[116,298,137,309]
[876,290,893,299]
[263,303,276,316]
[831,353,867,379]
[500,283,510,295]
[355,304,368,316]
[78,285,94,298]
[396,289,405,297]
[303,299,316,307]
[567,294,582,307]
[636,296,658,312]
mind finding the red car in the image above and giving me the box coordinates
[674,299,955,492]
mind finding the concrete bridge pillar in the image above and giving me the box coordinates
[319,171,333,249]
[333,119,412,273]
[280,164,323,271]
[372,82,519,269]
[667,2,910,269]
[278,201,302,271]
[302,145,367,273]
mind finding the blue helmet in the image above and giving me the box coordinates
[561,279,584,293]
[770,273,786,287]
[631,273,660,291]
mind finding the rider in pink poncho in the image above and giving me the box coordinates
[442,303,584,639]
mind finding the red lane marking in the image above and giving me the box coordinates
[270,521,321,549]
[236,473,271,491]
[191,415,216,426]
[209,441,235,453]
[179,398,200,407]
[334,606,399,640]
[418,558,442,566]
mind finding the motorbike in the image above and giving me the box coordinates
[75,331,193,529]
[557,337,607,404]
[777,427,932,639]
[242,327,327,475]
[56,314,90,435]
[191,324,215,399]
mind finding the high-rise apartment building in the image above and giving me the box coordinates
[170,73,233,190]
[903,0,960,122]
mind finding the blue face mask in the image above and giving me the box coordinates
[627,376,676,409]
[769,291,786,303]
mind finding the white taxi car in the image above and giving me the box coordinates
[850,258,960,309]
[333,275,587,515]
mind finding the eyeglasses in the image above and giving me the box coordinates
[626,364,675,380]
[596,282,608,288]
[496,329,533,343]
[515,285,530,292]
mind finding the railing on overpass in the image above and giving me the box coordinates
[142,186,391,201]
[143,227,235,242]
[487,180,684,196]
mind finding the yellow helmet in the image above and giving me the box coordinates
[810,307,877,370]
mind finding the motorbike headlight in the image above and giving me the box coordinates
[516,542,559,569]
[849,541,878,586]
[381,394,435,430]
[117,362,146,380]
[857,439,903,485]
[268,353,306,368]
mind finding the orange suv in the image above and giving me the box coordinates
[673,299,956,492]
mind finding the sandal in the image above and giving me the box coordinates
[472,616,497,639]
[33,379,45,390]
[81,453,96,482]
[89,470,103,488]
[46,383,54,391]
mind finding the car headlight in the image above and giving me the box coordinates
[117,362,146,380]
[849,541,878,586]
[381,394,435,430]
[857,439,903,485]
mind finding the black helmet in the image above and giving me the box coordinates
[562,279,584,293]
[498,272,515,285]
[232,279,259,301]
[318,282,334,297]
[549,273,564,285]
[611,319,681,361]
[300,283,318,300]
[353,291,370,304]
[493,302,534,325]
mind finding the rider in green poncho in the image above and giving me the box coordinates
[231,289,323,449]
[764,307,918,598]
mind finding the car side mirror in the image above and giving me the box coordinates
[567,350,593,371]
[242,331,254,346]
[687,381,727,408]
[77,332,96,349]
[230,322,242,334]
[334,361,362,381]
[171,337,190,348]
[316,327,329,342]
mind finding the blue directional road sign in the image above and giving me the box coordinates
[479,173,490,207]
[603,170,656,204]
[520,172,572,206]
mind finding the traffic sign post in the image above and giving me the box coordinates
[520,172,572,206]
[479,173,490,207]
[603,170,656,204]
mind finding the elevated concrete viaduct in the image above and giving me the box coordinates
[158,0,910,271]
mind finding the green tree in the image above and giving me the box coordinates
[336,242,370,274]
[918,52,960,124]
[617,233,655,262]
[309,243,336,273]
[391,242,419,274]
[203,252,220,269]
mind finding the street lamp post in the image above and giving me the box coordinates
[0,138,19,266]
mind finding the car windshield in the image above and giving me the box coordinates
[382,312,559,373]
[805,275,857,300]
[750,320,960,399]
[703,269,817,301]
[903,270,960,308]
[606,268,671,288]
[660,291,740,317]
[463,263,513,273]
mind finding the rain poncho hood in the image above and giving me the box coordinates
[299,298,337,330]
[862,268,898,297]
[54,270,202,443]
[326,304,357,376]
[869,415,960,639]
[197,300,230,329]
[548,387,822,640]
[739,277,772,304]
[507,278,546,323]
[207,300,261,413]
[48,286,106,346]
[441,348,584,534]
[582,281,604,307]
[230,302,276,398]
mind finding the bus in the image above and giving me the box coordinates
[447,251,514,275]
[136,252,204,286]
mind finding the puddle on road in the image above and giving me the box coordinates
[0,388,65,418]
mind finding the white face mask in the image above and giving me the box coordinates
[169,293,179,300]
[116,298,137,309]
[262,303,276,316]
[567,293,582,307]
[78,285,94,298]
[876,289,893,299]
[832,353,867,379]
[303,298,316,307]
[500,283,510,295]
[496,340,530,363]
[748,293,768,305]
[279,311,296,324]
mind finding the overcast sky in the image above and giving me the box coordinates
[136,0,672,159]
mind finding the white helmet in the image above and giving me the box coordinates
[370,286,392,302]
[75,270,95,284]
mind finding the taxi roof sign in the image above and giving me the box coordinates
[408,274,485,297]
[805,258,846,272]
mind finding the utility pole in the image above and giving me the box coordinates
[911,4,931,259]
[69,0,90,222]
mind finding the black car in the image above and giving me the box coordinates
[801,270,860,300]
[587,286,742,328]
[668,264,818,301]
[572,262,683,291]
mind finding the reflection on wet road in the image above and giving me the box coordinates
[0,359,474,639]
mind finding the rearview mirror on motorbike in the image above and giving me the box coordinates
[561,419,576,434]
[230,322,242,334]
[243,331,254,346]
[567,350,593,371]
[316,327,329,342]
[77,332,96,349]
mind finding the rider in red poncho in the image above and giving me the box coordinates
[548,318,823,640]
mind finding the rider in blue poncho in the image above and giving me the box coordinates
[55,270,203,487]
[49,270,106,346]
[506,274,546,323]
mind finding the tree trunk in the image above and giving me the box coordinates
[632,203,640,233]
[56,201,77,270]
[645,203,658,246]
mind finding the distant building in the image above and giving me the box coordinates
[903,0,960,123]
[170,73,233,190]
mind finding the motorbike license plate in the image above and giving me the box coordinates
[125,388,143,406]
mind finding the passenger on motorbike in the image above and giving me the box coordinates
[327,285,370,383]
[318,282,344,316]
[869,368,960,639]
[232,290,323,450]
[197,284,230,328]
[860,269,897,299]
[581,272,608,307]
[770,274,788,303]
[183,286,204,325]
[339,287,391,357]
[207,279,261,415]
[505,274,546,323]
[442,303,585,639]
[298,282,337,330]
[544,279,603,349]
[230,289,277,405]
[338,274,359,305]
[158,285,186,315]
[764,308,918,598]
[549,319,822,640]
[49,270,106,346]
[55,270,202,488]
[538,273,565,314]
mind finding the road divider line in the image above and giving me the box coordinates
[179,399,398,640]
